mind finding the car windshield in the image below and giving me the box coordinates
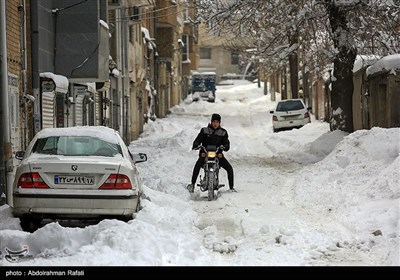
[32,136,122,157]
[276,100,304,111]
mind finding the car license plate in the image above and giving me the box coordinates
[54,175,95,185]
[284,115,299,120]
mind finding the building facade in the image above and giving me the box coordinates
[0,0,200,205]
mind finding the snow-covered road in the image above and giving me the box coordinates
[1,81,398,266]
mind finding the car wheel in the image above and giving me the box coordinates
[273,128,279,133]
[119,215,133,222]
[20,216,42,233]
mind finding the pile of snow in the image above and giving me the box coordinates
[366,54,400,76]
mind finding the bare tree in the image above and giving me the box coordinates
[194,0,400,132]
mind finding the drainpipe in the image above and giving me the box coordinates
[115,7,122,135]
[121,5,128,143]
[19,0,28,148]
[30,1,41,135]
[0,0,13,206]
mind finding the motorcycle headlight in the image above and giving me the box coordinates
[207,151,216,158]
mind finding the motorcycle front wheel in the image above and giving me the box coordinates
[207,170,215,201]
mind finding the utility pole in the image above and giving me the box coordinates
[0,0,12,206]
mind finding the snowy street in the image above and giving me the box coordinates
[0,80,399,266]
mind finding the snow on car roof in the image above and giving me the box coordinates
[35,126,120,144]
[278,98,304,102]
[192,71,216,75]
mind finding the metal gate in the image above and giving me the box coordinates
[95,92,101,125]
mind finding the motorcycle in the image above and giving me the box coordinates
[194,145,225,200]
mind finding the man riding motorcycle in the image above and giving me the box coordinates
[188,113,236,193]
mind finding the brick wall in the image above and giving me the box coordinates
[6,0,21,77]
[6,0,34,146]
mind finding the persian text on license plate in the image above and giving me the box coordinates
[54,175,95,185]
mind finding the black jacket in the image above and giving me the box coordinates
[192,124,230,152]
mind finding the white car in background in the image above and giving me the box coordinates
[270,99,311,132]
[10,126,147,232]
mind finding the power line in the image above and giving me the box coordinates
[110,8,189,24]
[109,1,197,23]
[110,3,192,22]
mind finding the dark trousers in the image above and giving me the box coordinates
[191,156,234,188]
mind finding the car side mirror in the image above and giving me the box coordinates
[269,110,274,114]
[132,153,147,163]
[15,151,25,160]
[307,107,312,111]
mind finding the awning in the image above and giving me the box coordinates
[75,82,97,93]
[141,27,156,50]
[39,72,69,93]
[96,80,111,92]
[87,82,96,93]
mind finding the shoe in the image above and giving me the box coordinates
[187,183,194,193]
[230,187,237,193]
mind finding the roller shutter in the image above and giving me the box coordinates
[75,95,84,126]
[42,92,55,128]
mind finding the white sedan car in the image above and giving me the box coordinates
[270,99,311,132]
[10,126,147,231]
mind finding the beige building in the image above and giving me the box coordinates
[4,0,32,159]
[1,0,33,203]
[198,23,245,82]
[156,0,199,111]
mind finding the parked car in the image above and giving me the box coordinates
[10,126,147,232]
[191,72,217,102]
[270,99,311,132]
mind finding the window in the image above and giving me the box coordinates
[129,25,135,43]
[200,48,212,59]
[231,51,239,65]
[9,89,19,129]
[129,6,140,21]
[182,35,189,62]
[207,21,221,36]
[33,136,122,157]
[8,75,19,129]
[276,100,305,112]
